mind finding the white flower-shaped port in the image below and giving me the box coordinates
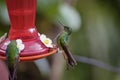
[16,39,25,53]
[40,34,53,48]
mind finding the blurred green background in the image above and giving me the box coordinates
[0,0,120,80]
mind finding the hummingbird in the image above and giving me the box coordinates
[6,40,20,80]
[0,33,7,44]
[56,22,77,69]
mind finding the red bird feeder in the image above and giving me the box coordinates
[0,0,58,61]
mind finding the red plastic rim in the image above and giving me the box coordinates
[0,38,58,61]
[0,48,58,61]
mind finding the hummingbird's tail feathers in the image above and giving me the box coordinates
[9,74,13,80]
[60,42,77,68]
[9,69,14,80]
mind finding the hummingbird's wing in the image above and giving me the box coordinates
[8,57,19,80]
[7,56,19,80]
[60,41,77,68]
[12,56,20,80]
